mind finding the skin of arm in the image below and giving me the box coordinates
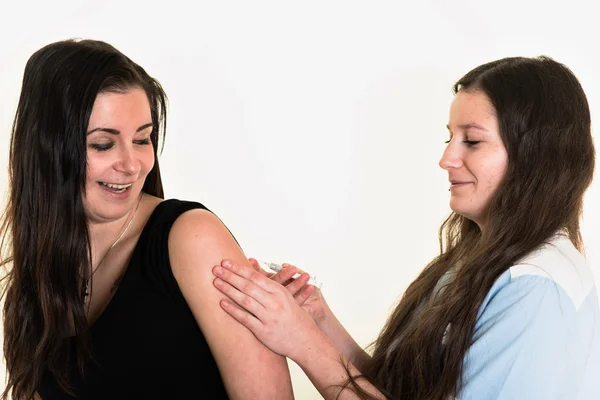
[169,209,294,400]
[290,322,386,400]
[312,296,373,374]
[213,259,386,400]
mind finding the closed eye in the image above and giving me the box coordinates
[89,143,113,151]
[134,138,151,145]
[463,140,481,147]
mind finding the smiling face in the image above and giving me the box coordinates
[83,88,155,224]
[439,90,508,227]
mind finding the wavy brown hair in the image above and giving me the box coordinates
[342,56,595,399]
[1,39,167,400]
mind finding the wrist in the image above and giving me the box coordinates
[314,302,335,329]
[291,323,337,367]
[317,306,347,342]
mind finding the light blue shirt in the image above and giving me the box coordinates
[459,233,600,399]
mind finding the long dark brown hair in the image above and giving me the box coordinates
[343,56,595,399]
[1,39,168,400]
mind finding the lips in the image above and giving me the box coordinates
[100,182,132,189]
[99,181,133,193]
[448,180,473,191]
[449,179,472,185]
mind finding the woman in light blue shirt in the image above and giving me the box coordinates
[212,56,599,400]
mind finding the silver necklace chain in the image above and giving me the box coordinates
[82,192,144,301]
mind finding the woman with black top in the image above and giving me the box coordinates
[1,39,295,400]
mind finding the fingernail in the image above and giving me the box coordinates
[213,266,223,276]
[222,260,232,268]
[213,277,222,286]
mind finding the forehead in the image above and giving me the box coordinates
[447,90,498,133]
[88,88,151,128]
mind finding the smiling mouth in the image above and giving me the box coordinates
[99,182,132,193]
[450,182,472,189]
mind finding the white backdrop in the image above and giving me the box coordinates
[1,1,599,398]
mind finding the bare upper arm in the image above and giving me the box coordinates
[168,209,293,400]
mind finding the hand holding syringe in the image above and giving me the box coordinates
[259,261,323,290]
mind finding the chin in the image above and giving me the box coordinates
[449,204,477,222]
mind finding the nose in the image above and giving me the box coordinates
[114,146,140,175]
[438,140,463,170]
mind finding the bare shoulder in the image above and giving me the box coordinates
[168,208,235,261]
[170,207,225,238]
[167,206,243,291]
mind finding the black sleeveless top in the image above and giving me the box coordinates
[38,200,230,399]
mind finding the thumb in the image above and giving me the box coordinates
[248,257,272,277]
[248,258,261,271]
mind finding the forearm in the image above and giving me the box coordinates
[291,327,385,400]
[318,308,373,373]
[222,354,294,400]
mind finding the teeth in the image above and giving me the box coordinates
[101,182,132,189]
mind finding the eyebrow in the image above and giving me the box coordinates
[87,122,154,135]
[446,123,488,132]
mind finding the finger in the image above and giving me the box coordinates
[220,299,264,333]
[281,278,295,286]
[284,272,311,296]
[218,260,279,293]
[271,266,299,285]
[280,263,307,286]
[213,265,272,304]
[248,258,271,277]
[294,284,315,306]
[248,258,261,269]
[248,258,261,271]
[213,277,266,316]
[282,262,306,275]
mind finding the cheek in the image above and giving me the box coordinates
[141,147,155,174]
[85,156,107,184]
[482,153,508,189]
